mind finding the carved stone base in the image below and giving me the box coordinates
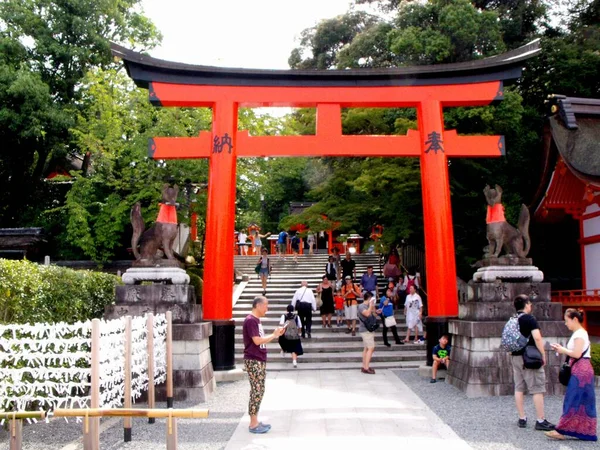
[132,259,183,268]
[474,256,533,267]
[155,323,216,403]
[446,320,569,397]
[122,267,190,285]
[473,265,544,283]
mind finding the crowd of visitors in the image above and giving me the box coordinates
[242,245,597,440]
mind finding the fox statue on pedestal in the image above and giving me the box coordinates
[130,184,179,265]
[484,184,530,258]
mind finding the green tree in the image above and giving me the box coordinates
[0,0,161,226]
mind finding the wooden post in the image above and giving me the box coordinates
[9,417,22,450]
[147,313,156,424]
[83,318,100,450]
[166,413,178,450]
[166,311,174,408]
[124,316,132,442]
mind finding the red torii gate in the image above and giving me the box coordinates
[112,40,540,368]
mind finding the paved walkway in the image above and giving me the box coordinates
[225,369,471,450]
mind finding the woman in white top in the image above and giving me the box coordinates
[548,308,597,441]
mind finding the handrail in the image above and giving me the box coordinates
[551,289,600,303]
[0,411,46,420]
[53,408,209,419]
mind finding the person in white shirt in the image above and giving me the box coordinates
[403,284,423,343]
[291,281,316,339]
[548,308,596,441]
[238,230,248,255]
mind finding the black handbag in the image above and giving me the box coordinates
[558,345,590,386]
[522,345,543,369]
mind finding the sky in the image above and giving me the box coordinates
[141,0,362,69]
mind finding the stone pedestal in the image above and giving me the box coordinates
[446,265,569,397]
[155,322,216,403]
[104,267,215,403]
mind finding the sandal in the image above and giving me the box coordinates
[545,431,565,440]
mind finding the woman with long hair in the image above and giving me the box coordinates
[547,308,597,441]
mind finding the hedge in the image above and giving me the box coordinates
[0,259,121,324]
[591,343,600,377]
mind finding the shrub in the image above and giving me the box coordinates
[0,259,121,324]
[186,270,203,304]
[591,343,600,377]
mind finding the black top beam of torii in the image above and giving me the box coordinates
[111,39,541,89]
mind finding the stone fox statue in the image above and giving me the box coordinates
[131,184,179,262]
[484,184,530,258]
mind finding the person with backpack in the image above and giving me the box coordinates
[508,295,555,431]
[278,304,304,368]
[358,291,378,374]
[277,230,288,260]
[290,232,301,263]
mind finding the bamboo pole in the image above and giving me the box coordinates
[166,311,173,408]
[166,415,177,450]
[124,316,132,442]
[83,318,100,450]
[53,409,208,419]
[147,313,155,424]
[9,417,22,450]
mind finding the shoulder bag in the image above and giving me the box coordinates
[522,344,543,369]
[559,345,590,386]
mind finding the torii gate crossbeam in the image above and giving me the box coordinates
[112,40,540,369]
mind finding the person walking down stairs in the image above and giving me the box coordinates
[278,304,304,368]
[257,248,271,295]
[291,281,316,338]
[378,288,403,347]
[317,275,335,328]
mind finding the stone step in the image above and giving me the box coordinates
[256,361,421,371]
[234,341,418,352]
[234,333,423,343]
[235,350,424,363]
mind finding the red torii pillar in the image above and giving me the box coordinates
[146,82,505,367]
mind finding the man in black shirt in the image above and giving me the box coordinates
[340,253,356,280]
[510,295,555,431]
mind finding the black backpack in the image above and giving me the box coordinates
[359,308,379,332]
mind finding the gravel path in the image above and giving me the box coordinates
[393,370,599,450]
[0,380,248,450]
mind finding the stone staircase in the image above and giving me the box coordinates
[233,254,426,371]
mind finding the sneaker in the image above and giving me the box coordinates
[396,341,404,345]
[293,360,297,368]
[430,379,437,384]
[518,418,527,428]
[535,419,555,431]
[249,423,271,434]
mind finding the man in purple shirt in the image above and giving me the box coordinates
[361,265,379,300]
[243,296,284,434]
